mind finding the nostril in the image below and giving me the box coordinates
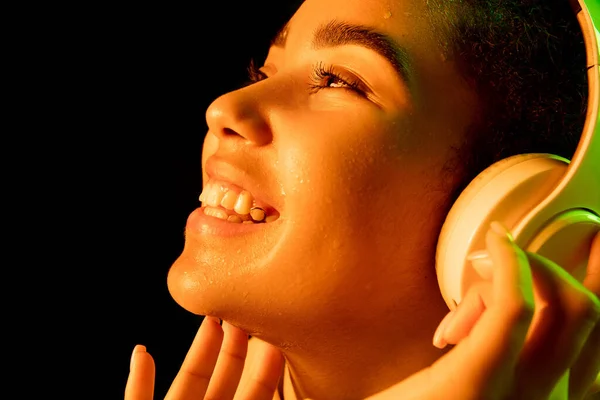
[223,127,239,137]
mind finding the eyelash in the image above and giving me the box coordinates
[247,59,268,84]
[247,60,366,96]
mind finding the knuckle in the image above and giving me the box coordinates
[221,347,247,363]
[569,290,600,326]
[182,367,212,385]
[505,297,535,324]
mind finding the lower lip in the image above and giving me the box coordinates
[185,207,277,237]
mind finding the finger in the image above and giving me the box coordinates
[432,309,455,349]
[165,316,224,400]
[442,281,492,346]
[237,339,284,400]
[125,345,155,400]
[570,231,600,400]
[435,252,495,347]
[582,230,600,294]
[431,222,534,395]
[465,222,534,362]
[585,372,600,397]
[571,321,600,400]
[514,250,600,399]
[204,321,249,400]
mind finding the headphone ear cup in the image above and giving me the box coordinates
[436,153,569,310]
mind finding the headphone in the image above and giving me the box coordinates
[436,0,600,310]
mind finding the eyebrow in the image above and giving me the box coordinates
[271,23,290,47]
[312,20,412,84]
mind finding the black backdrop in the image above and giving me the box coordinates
[24,1,593,398]
[99,2,300,398]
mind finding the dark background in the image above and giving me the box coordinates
[77,2,301,398]
[19,1,597,397]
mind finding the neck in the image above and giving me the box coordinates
[279,302,449,399]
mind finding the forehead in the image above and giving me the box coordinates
[285,0,436,54]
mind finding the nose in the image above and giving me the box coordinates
[205,84,273,146]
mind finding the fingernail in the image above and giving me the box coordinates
[490,221,514,242]
[467,250,493,280]
[204,316,222,325]
[130,344,146,371]
[433,310,455,349]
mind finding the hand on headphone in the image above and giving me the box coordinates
[367,222,600,400]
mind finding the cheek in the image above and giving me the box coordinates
[286,111,443,247]
[278,112,415,216]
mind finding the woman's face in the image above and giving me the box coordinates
[168,0,476,339]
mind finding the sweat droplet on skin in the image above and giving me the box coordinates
[384,11,392,19]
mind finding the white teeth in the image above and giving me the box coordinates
[250,207,266,222]
[199,182,280,223]
[221,190,238,210]
[234,190,253,215]
[202,205,279,224]
[203,207,228,220]
[200,184,253,214]
[227,215,242,224]
[206,184,225,207]
[265,215,278,223]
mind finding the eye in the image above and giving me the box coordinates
[245,59,268,86]
[309,62,367,96]
[244,60,369,98]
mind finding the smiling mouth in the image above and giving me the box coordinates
[199,180,280,224]
[202,205,279,224]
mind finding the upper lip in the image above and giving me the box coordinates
[204,155,281,212]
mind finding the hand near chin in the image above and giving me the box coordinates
[368,225,600,400]
[124,317,284,400]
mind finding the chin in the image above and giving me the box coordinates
[166,244,280,321]
[167,255,222,316]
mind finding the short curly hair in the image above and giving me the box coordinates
[426,0,589,197]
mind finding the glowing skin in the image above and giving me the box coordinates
[168,0,479,397]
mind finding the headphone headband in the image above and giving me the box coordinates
[436,0,600,310]
[511,0,599,245]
